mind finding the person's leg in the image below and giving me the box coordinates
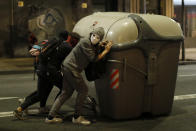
[71,75,91,125]
[20,75,46,109]
[39,79,53,108]
[73,77,88,117]
[38,80,53,113]
[18,90,37,106]
[39,72,63,114]
[25,91,37,101]
[54,72,95,115]
[46,69,74,123]
[48,72,74,117]
[13,75,46,119]
[61,70,90,125]
[53,72,63,100]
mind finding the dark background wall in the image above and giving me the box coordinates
[2,0,181,58]
[0,1,11,57]
[0,0,100,57]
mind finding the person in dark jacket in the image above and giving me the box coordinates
[13,31,81,120]
[45,27,113,125]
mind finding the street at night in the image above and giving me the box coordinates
[0,64,196,131]
[1,0,196,130]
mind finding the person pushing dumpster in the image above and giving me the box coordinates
[45,27,113,125]
[13,31,80,120]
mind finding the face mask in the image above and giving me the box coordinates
[90,34,100,45]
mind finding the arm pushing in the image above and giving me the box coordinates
[96,41,113,61]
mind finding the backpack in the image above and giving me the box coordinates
[85,54,107,81]
[85,42,111,81]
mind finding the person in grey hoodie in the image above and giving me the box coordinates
[45,27,112,125]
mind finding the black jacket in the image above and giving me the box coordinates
[36,39,72,76]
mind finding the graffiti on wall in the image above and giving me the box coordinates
[28,8,65,43]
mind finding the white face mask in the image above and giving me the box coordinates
[90,34,100,45]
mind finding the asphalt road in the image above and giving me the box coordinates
[0,64,196,131]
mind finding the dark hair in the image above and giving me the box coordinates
[58,30,69,41]
[69,32,81,40]
[69,32,81,47]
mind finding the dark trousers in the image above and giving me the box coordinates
[21,72,63,110]
[49,67,88,117]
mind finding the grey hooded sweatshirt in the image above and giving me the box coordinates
[62,27,105,75]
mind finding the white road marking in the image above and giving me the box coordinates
[174,94,196,101]
[0,111,13,118]
[0,94,194,118]
[0,97,19,117]
[178,74,196,77]
[1,93,196,118]
[0,97,19,100]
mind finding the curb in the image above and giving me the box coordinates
[0,70,34,75]
[178,59,196,65]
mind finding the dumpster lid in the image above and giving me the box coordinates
[73,12,183,51]
[73,12,131,38]
[73,12,139,45]
[136,14,183,40]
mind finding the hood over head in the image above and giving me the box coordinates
[90,27,105,41]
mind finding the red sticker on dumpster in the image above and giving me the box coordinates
[110,69,119,89]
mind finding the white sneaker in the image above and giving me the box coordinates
[72,116,91,125]
[18,98,28,115]
[45,117,63,124]
[18,98,25,105]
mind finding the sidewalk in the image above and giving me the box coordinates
[0,48,195,74]
[179,48,196,65]
[0,57,34,75]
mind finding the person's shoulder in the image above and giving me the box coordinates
[62,41,70,46]
[79,38,91,46]
[80,38,90,43]
[60,41,72,48]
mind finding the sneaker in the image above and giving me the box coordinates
[18,98,28,115]
[13,110,24,120]
[72,116,91,125]
[45,117,63,123]
[18,98,25,105]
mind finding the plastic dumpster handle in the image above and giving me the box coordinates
[128,14,184,41]
[147,52,157,85]
[107,59,147,77]
[123,58,127,82]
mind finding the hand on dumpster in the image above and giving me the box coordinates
[105,41,113,53]
[99,40,108,47]
[96,41,113,61]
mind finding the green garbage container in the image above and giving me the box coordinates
[73,12,183,119]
